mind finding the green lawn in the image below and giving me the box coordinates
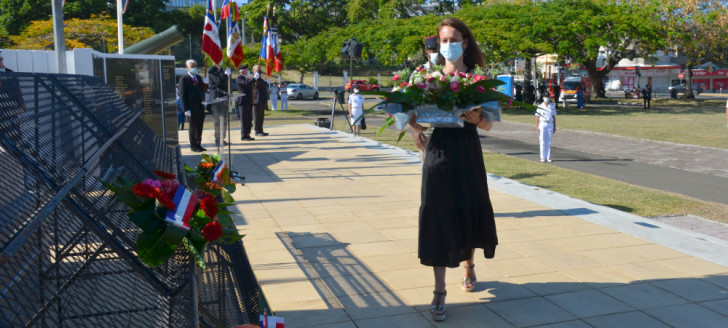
[503,98,728,149]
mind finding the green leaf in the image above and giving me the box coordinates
[211,153,221,163]
[397,130,407,142]
[128,198,165,232]
[136,224,186,267]
[183,237,208,270]
[103,176,143,208]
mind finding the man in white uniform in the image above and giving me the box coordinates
[535,96,557,162]
[269,82,279,111]
[348,87,364,137]
[279,83,288,111]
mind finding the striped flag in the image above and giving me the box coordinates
[226,2,245,68]
[259,314,284,328]
[220,0,239,20]
[211,161,227,183]
[164,187,198,230]
[201,0,223,66]
[259,16,282,77]
[122,0,130,14]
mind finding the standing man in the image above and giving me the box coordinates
[236,65,255,141]
[207,64,229,147]
[279,83,289,111]
[642,84,652,109]
[348,87,364,137]
[552,82,561,109]
[179,59,207,152]
[536,95,557,163]
[251,65,269,137]
[269,82,279,111]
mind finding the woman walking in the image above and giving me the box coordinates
[409,17,498,322]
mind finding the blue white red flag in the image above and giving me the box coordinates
[202,0,224,66]
[165,187,198,230]
[259,310,284,328]
[259,17,281,77]
[211,161,227,183]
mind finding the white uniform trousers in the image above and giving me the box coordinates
[539,121,554,161]
[270,93,279,111]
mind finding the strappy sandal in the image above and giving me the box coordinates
[430,290,447,321]
[462,264,476,292]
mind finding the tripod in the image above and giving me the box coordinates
[330,89,352,133]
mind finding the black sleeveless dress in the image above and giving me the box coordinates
[418,122,498,267]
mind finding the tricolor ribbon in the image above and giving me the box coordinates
[211,161,227,183]
[164,187,197,230]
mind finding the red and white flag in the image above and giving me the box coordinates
[165,187,198,230]
[201,0,223,66]
[226,2,245,68]
[259,16,282,77]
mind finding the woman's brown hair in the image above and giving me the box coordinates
[438,18,486,70]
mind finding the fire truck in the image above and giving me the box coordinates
[559,76,592,108]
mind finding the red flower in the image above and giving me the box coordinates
[132,183,157,198]
[160,179,180,198]
[200,162,214,169]
[196,190,214,199]
[154,189,176,211]
[200,197,219,218]
[153,170,177,180]
[202,221,222,242]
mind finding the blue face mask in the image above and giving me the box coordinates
[189,67,198,75]
[429,52,439,65]
[439,42,463,62]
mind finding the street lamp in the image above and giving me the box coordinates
[242,11,248,46]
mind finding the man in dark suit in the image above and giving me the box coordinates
[178,59,207,152]
[208,64,229,147]
[251,65,269,137]
[236,64,255,141]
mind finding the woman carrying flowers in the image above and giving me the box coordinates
[410,17,499,322]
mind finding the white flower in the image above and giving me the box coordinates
[413,76,423,85]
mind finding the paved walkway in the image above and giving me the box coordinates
[181,125,728,328]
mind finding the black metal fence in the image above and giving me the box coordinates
[0,72,260,327]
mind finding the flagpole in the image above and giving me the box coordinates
[117,0,124,54]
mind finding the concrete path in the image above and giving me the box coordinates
[181,125,728,328]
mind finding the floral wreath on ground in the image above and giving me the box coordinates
[104,153,242,269]
[360,66,534,140]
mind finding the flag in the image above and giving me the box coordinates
[220,0,239,21]
[165,187,198,230]
[226,2,245,68]
[211,160,227,183]
[202,0,224,66]
[122,0,130,14]
[259,17,282,77]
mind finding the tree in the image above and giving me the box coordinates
[659,0,728,98]
[8,14,153,53]
[347,0,380,22]
[0,0,51,35]
[117,0,168,28]
[63,0,110,20]
[538,0,666,98]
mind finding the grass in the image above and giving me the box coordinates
[197,103,728,223]
[503,98,728,149]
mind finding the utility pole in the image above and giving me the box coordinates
[51,0,67,73]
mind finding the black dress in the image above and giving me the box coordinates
[418,122,498,267]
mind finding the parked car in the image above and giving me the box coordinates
[344,79,380,92]
[668,83,703,96]
[285,83,319,100]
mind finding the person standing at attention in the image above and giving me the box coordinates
[408,17,498,322]
[178,59,207,152]
[269,82,279,111]
[348,87,364,137]
[642,84,652,109]
[576,86,584,109]
[207,63,229,147]
[553,82,561,109]
[279,83,289,111]
[410,36,440,164]
[251,65,269,137]
[536,95,557,162]
[236,65,256,141]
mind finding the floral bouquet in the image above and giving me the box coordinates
[361,67,533,140]
[103,154,242,269]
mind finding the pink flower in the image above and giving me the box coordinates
[467,74,473,79]
[428,77,437,83]
[507,99,514,109]
[457,72,467,78]
[399,82,410,88]
[440,76,447,83]
[393,74,401,81]
[142,179,161,189]
[450,81,460,92]
[448,72,455,77]
[473,75,483,82]
[477,85,486,93]
[160,179,180,198]
[417,82,427,89]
